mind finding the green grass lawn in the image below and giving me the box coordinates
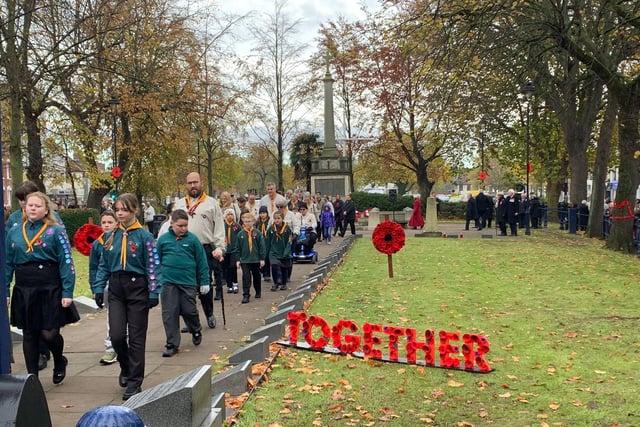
[73,248,92,297]
[236,230,640,427]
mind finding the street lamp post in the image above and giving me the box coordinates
[109,95,120,193]
[479,119,486,189]
[521,82,535,236]
[195,125,202,175]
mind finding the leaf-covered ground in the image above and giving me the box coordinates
[235,230,640,427]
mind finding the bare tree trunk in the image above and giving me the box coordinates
[23,100,45,191]
[606,90,640,252]
[588,95,617,239]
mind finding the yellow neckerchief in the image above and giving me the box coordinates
[119,221,143,268]
[273,222,287,240]
[259,220,267,235]
[186,193,207,216]
[22,219,49,252]
[226,219,234,244]
[242,225,254,252]
[97,233,105,245]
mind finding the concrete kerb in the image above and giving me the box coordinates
[307,272,325,284]
[73,296,99,315]
[299,279,319,292]
[264,305,296,325]
[289,285,313,301]
[125,365,214,427]
[247,319,287,344]
[312,265,328,276]
[278,294,305,312]
[211,360,252,396]
[228,336,269,366]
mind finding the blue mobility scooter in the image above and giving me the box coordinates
[292,226,318,263]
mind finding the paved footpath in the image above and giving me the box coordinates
[10,234,352,427]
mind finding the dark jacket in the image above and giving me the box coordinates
[343,199,356,220]
[496,196,507,221]
[465,197,478,220]
[476,193,491,217]
[505,195,519,223]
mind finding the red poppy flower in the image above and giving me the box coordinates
[73,223,103,256]
[372,221,406,255]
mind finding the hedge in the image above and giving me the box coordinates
[351,192,414,212]
[435,201,466,220]
[59,208,100,245]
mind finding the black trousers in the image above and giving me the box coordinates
[222,253,238,288]
[342,218,356,235]
[241,263,261,297]
[161,284,200,349]
[270,258,291,287]
[108,272,149,388]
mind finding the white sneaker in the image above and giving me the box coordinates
[99,350,117,365]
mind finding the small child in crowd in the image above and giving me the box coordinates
[156,209,210,357]
[89,210,119,365]
[234,211,266,304]
[222,208,240,294]
[266,211,293,291]
[256,206,271,283]
[319,202,335,244]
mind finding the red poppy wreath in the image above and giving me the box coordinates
[73,223,103,256]
[372,221,405,278]
[372,220,406,255]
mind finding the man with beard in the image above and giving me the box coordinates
[173,172,226,328]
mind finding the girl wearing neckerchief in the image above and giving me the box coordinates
[6,192,77,384]
[265,211,293,291]
[222,208,241,294]
[233,211,266,304]
[256,206,271,284]
[94,193,162,401]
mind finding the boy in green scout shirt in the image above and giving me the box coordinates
[157,209,210,357]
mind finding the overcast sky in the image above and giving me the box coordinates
[217,0,380,41]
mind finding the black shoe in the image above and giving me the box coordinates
[162,346,179,357]
[122,386,141,401]
[38,353,48,371]
[279,285,288,291]
[255,293,261,299]
[214,292,222,301]
[180,326,189,333]
[119,370,128,388]
[241,296,250,304]
[270,284,278,291]
[263,277,271,282]
[207,315,216,329]
[52,356,67,385]
[192,331,202,346]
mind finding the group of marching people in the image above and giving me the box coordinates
[4,175,354,401]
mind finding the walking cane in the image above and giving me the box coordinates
[218,263,227,329]
[214,255,227,329]
[219,285,226,329]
